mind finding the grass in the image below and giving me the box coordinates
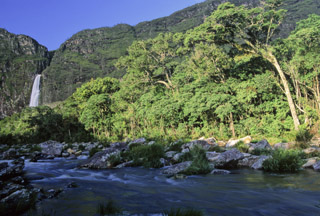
[162,208,204,216]
[89,147,100,157]
[182,146,211,175]
[295,127,313,149]
[129,143,165,168]
[97,199,122,216]
[263,149,304,173]
[234,141,249,153]
[108,153,122,168]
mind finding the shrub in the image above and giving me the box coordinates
[251,148,273,156]
[129,143,165,168]
[108,153,122,168]
[263,149,304,173]
[234,141,249,153]
[182,147,211,175]
[162,208,203,216]
[97,199,122,216]
[295,127,313,149]
[78,144,86,151]
[167,140,185,152]
[89,147,100,157]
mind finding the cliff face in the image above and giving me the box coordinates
[0,28,50,117]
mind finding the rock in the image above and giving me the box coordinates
[217,141,226,147]
[148,141,156,145]
[248,139,272,153]
[206,151,220,162]
[46,188,63,199]
[303,158,318,168]
[273,142,291,150]
[75,151,82,156]
[40,140,64,157]
[251,155,271,170]
[109,142,128,151]
[11,176,26,185]
[172,153,184,162]
[67,182,78,188]
[2,148,19,159]
[226,136,252,148]
[212,149,245,169]
[62,152,70,157]
[303,147,320,155]
[171,174,187,179]
[162,161,192,175]
[79,143,128,169]
[128,138,146,146]
[0,183,23,199]
[67,148,75,154]
[115,160,134,169]
[29,152,43,162]
[181,140,212,151]
[238,155,261,167]
[210,169,231,175]
[312,161,320,171]
[0,162,8,171]
[165,151,177,159]
[0,163,24,181]
[67,154,77,160]
[12,158,24,165]
[181,148,190,153]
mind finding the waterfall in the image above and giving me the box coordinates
[29,74,41,107]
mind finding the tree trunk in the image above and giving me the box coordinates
[267,52,300,130]
[229,112,236,137]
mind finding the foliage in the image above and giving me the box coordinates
[295,127,313,144]
[182,147,211,175]
[235,141,249,153]
[89,147,100,158]
[251,148,273,156]
[162,208,203,216]
[263,149,304,173]
[108,153,122,168]
[129,144,165,168]
[97,199,122,216]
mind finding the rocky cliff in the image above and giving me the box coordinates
[0,28,50,117]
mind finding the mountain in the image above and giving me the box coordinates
[41,0,260,104]
[0,28,51,117]
[1,0,320,115]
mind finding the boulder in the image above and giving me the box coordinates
[128,138,146,147]
[303,147,320,155]
[312,161,320,171]
[273,142,291,150]
[115,160,134,169]
[251,155,271,170]
[162,161,192,175]
[181,140,212,151]
[248,139,272,153]
[0,162,24,181]
[210,169,230,175]
[238,155,260,167]
[206,152,220,162]
[40,140,64,157]
[212,149,244,169]
[226,136,252,148]
[79,143,128,169]
[303,158,318,168]
[0,188,38,212]
[172,153,184,162]
[165,151,177,159]
[2,148,19,159]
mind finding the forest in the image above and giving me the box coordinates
[1,0,320,145]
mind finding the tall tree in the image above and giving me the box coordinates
[200,1,300,130]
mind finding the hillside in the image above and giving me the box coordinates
[0,28,51,117]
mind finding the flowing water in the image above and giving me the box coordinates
[21,158,320,216]
[29,74,41,107]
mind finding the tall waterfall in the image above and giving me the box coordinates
[29,74,41,107]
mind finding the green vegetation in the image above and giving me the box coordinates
[129,144,165,168]
[2,1,320,146]
[235,141,249,153]
[181,147,211,175]
[162,208,204,216]
[263,149,304,173]
[97,199,122,216]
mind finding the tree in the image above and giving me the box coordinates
[200,1,300,130]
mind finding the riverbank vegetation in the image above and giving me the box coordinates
[1,0,320,146]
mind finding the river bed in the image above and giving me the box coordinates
[21,158,320,215]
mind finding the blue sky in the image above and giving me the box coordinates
[1,0,205,50]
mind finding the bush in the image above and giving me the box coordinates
[234,141,249,153]
[251,148,273,156]
[108,153,122,168]
[162,208,203,216]
[295,128,313,145]
[263,149,304,173]
[182,147,211,175]
[129,143,165,168]
[89,147,100,157]
[97,199,122,216]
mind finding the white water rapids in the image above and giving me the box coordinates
[29,74,41,107]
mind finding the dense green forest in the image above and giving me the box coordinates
[1,0,320,145]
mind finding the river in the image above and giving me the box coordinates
[22,158,320,216]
